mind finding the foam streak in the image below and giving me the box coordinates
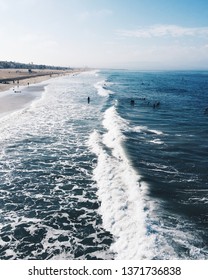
[89,107,155,259]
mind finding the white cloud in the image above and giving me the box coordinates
[117,24,208,38]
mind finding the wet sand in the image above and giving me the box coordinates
[0,68,82,117]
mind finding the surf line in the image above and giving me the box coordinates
[88,106,155,259]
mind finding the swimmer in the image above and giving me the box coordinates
[153,101,160,108]
[130,99,135,106]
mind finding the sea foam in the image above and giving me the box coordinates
[88,106,155,259]
[94,80,113,96]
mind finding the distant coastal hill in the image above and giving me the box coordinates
[0,61,70,70]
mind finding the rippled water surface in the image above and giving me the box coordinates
[0,70,208,259]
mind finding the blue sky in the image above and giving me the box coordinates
[0,0,208,69]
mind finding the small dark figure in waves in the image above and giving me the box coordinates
[153,101,160,109]
[130,99,135,106]
[87,96,90,104]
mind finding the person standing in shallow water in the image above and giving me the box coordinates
[87,97,90,104]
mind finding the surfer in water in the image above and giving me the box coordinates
[130,99,135,106]
[87,96,90,104]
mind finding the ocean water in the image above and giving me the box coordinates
[0,70,208,260]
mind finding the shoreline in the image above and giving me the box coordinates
[0,68,84,117]
[0,68,83,92]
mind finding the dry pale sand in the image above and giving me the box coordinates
[0,68,81,92]
[0,68,83,116]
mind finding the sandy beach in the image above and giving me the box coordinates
[0,68,81,92]
[0,68,82,116]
